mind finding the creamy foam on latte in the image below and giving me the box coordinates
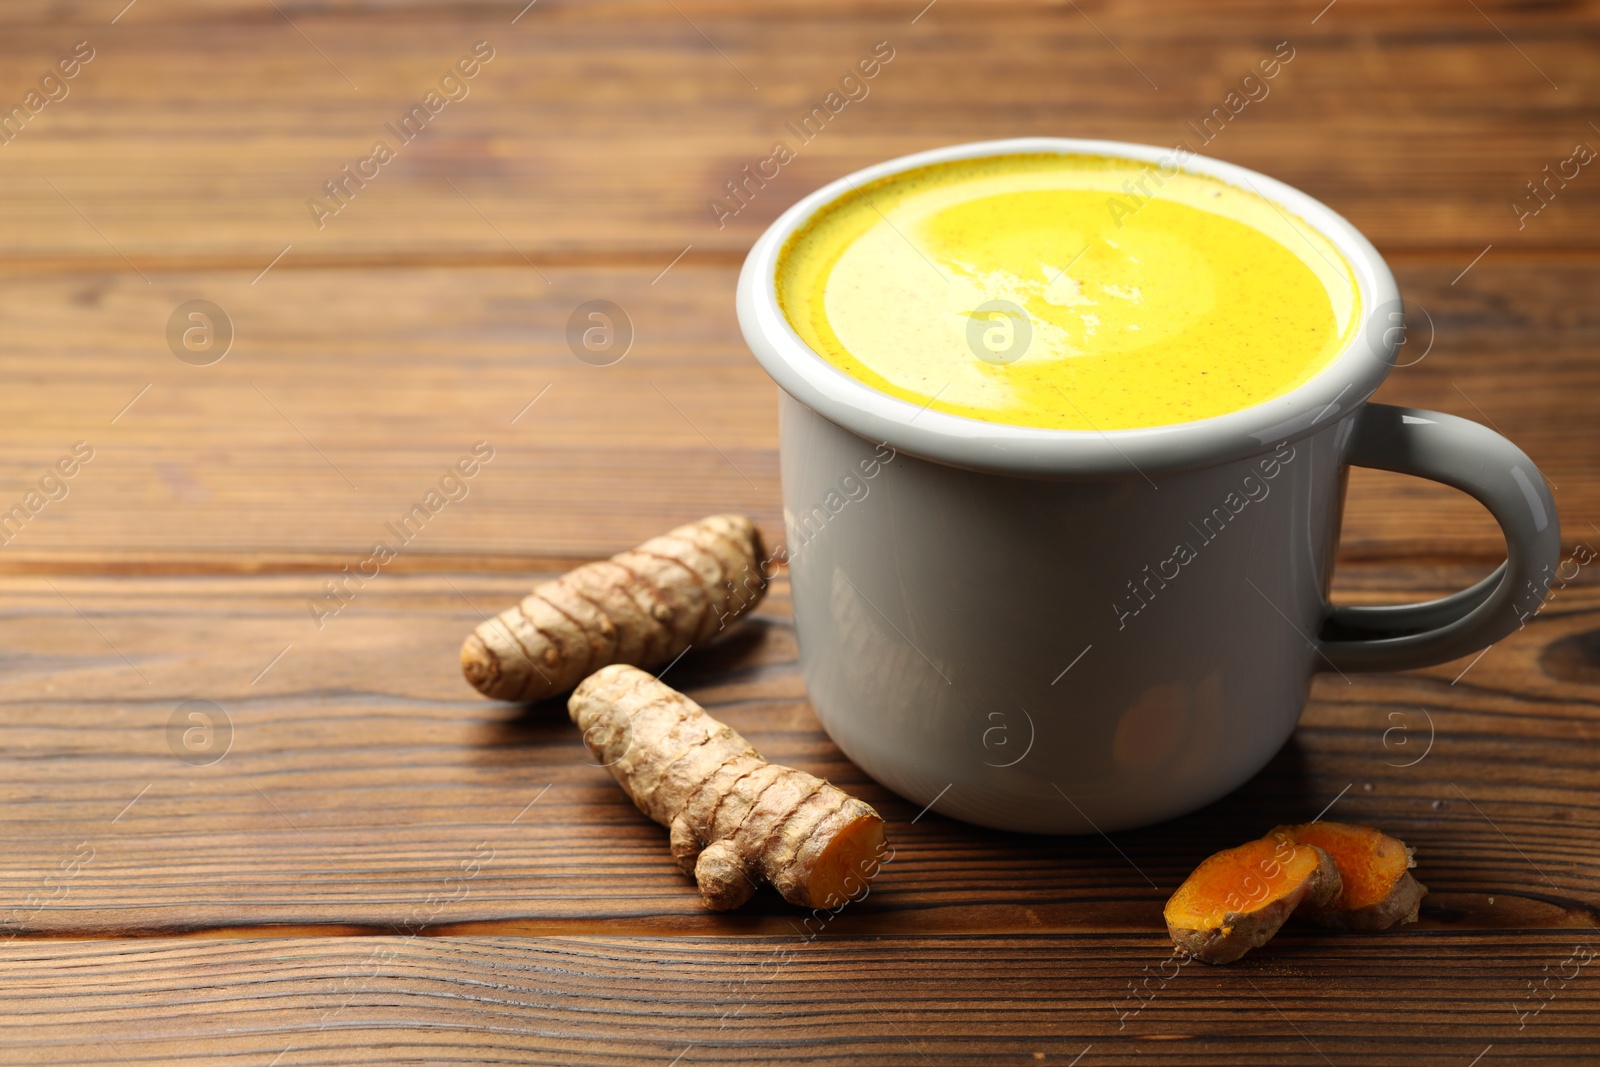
[776,153,1360,431]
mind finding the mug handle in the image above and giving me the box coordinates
[1317,402,1560,673]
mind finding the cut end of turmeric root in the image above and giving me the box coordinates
[1273,821,1428,931]
[1164,833,1341,965]
[569,664,888,911]
[802,807,889,910]
[461,514,768,704]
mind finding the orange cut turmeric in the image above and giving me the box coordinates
[1164,832,1340,964]
[1272,821,1427,930]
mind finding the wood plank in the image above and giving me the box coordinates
[0,255,1593,569]
[0,566,1595,937]
[0,1,1597,265]
[0,264,779,568]
[3,933,1598,1065]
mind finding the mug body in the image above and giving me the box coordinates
[781,393,1350,832]
[739,137,1401,833]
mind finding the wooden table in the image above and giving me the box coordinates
[2,1,1597,1063]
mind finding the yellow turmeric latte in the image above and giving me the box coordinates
[775,154,1360,431]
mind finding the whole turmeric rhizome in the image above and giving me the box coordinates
[459,515,888,911]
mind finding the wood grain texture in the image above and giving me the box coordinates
[0,0,1596,266]
[0,0,1596,1059]
[3,934,1599,1066]
[0,567,1595,938]
[0,255,1594,567]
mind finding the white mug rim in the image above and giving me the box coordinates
[736,137,1402,479]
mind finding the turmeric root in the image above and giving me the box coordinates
[1273,821,1427,931]
[461,515,767,703]
[569,664,887,911]
[1164,832,1340,964]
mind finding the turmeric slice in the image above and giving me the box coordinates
[1273,821,1427,931]
[461,515,767,703]
[1164,833,1341,964]
[569,664,887,911]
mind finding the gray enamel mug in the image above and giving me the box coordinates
[736,138,1559,833]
